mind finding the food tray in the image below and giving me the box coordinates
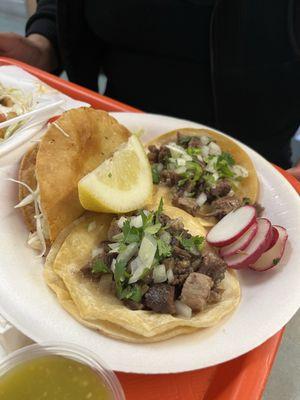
[1,56,298,400]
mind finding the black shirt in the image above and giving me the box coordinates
[85,0,215,125]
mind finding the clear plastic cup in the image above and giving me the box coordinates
[0,342,125,399]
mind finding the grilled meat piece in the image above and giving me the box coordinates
[144,283,176,314]
[211,195,242,220]
[147,145,159,163]
[107,219,121,241]
[198,248,227,285]
[160,170,181,186]
[158,146,171,163]
[181,273,213,311]
[172,195,199,216]
[123,299,145,310]
[209,180,231,198]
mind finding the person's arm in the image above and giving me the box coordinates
[0,0,59,72]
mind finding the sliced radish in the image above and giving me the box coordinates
[250,226,288,271]
[265,226,279,251]
[206,205,257,247]
[219,221,258,257]
[224,218,272,269]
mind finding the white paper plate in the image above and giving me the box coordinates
[0,113,299,374]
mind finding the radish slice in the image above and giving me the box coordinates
[224,218,272,269]
[250,226,288,271]
[206,205,257,247]
[220,221,258,257]
[265,226,279,251]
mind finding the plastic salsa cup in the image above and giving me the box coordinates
[0,342,125,400]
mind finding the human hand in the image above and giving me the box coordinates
[0,32,58,71]
[287,160,300,181]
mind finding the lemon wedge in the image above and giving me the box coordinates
[78,135,153,213]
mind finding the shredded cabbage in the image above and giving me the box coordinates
[8,178,46,257]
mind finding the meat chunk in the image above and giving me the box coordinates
[209,180,231,198]
[198,248,227,284]
[211,195,242,220]
[181,273,213,311]
[167,217,185,235]
[143,284,176,314]
[158,146,171,162]
[188,136,202,148]
[207,287,224,304]
[160,170,181,186]
[172,259,193,285]
[147,145,159,163]
[81,241,114,280]
[173,245,192,259]
[123,299,145,310]
[172,196,199,216]
[107,220,121,241]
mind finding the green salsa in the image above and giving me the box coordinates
[0,355,113,400]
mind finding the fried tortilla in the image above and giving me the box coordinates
[18,108,130,246]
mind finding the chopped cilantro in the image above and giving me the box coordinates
[122,220,141,244]
[273,258,280,266]
[151,164,160,184]
[203,173,216,187]
[157,238,172,259]
[178,235,204,252]
[108,172,112,178]
[177,135,191,146]
[187,147,201,156]
[114,260,127,285]
[219,152,235,166]
[155,198,164,224]
[116,284,143,302]
[144,223,161,234]
[216,158,235,178]
[91,259,110,274]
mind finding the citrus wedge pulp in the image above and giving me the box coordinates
[78,135,153,213]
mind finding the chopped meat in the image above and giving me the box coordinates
[168,218,184,234]
[181,273,213,311]
[177,132,191,147]
[188,136,202,148]
[182,180,196,194]
[107,220,121,241]
[172,259,193,285]
[158,146,171,163]
[172,195,199,216]
[198,248,227,285]
[158,213,171,226]
[253,202,264,217]
[207,287,224,304]
[123,299,145,310]
[191,258,202,270]
[173,245,192,259]
[143,284,176,314]
[209,180,231,198]
[160,170,181,186]
[211,195,242,220]
[147,145,159,163]
[164,258,175,271]
[81,241,115,281]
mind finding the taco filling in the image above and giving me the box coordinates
[148,132,251,220]
[81,201,227,317]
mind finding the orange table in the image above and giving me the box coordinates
[1,57,299,400]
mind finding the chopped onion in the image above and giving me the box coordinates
[117,216,127,228]
[167,268,174,283]
[112,232,123,241]
[156,163,164,172]
[200,135,211,145]
[92,247,104,258]
[87,221,96,232]
[209,141,221,156]
[27,231,42,251]
[197,154,203,162]
[166,143,192,161]
[129,234,157,283]
[175,166,186,174]
[111,258,116,273]
[212,172,219,181]
[201,145,209,158]
[175,300,192,319]
[108,242,121,253]
[117,242,139,264]
[232,165,249,178]
[177,158,186,166]
[160,231,171,244]
[129,256,142,274]
[130,215,143,228]
[196,192,207,207]
[153,264,167,283]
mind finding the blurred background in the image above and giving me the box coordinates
[0,2,300,399]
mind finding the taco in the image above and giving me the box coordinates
[16,107,130,255]
[147,128,259,226]
[44,201,240,342]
